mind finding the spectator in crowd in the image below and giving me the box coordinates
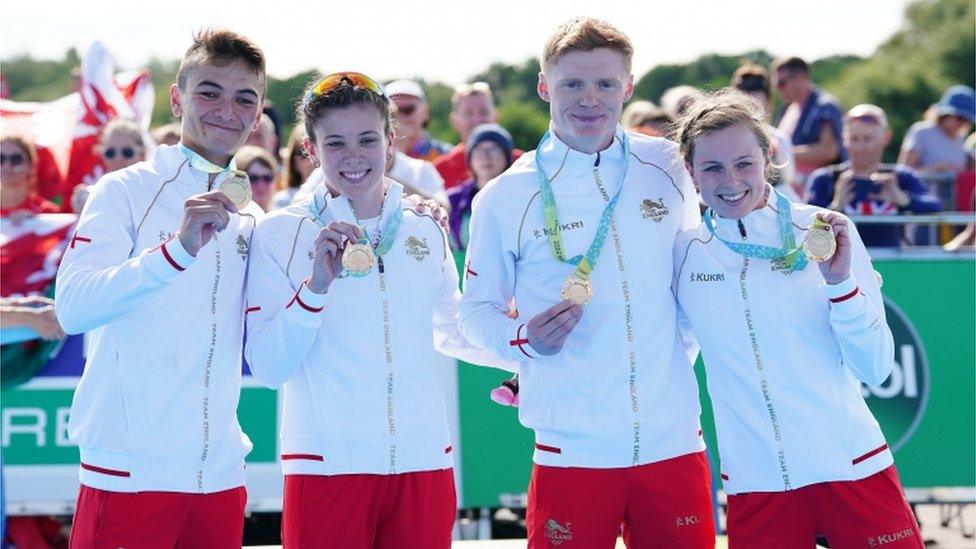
[272,124,314,209]
[386,79,452,162]
[621,100,671,137]
[244,71,509,549]
[434,82,500,189]
[898,85,975,176]
[673,89,920,549]
[660,84,703,120]
[447,123,514,251]
[246,112,279,157]
[731,63,798,198]
[773,56,847,183]
[55,29,267,547]
[460,17,714,547]
[0,134,59,221]
[151,122,181,147]
[72,119,151,213]
[807,104,941,247]
[236,145,278,212]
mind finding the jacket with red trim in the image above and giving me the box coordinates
[55,144,263,493]
[459,126,705,469]
[244,181,512,477]
[673,195,895,495]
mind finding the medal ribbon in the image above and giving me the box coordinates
[703,187,809,271]
[535,130,631,281]
[178,142,237,174]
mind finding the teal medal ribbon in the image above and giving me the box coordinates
[178,142,236,174]
[534,130,631,282]
[703,187,808,272]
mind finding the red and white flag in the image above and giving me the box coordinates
[0,41,154,209]
[0,214,77,298]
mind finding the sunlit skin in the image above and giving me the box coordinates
[98,132,145,174]
[690,121,852,284]
[538,48,634,154]
[244,161,276,212]
[170,59,264,167]
[469,140,507,187]
[451,94,497,142]
[0,140,32,210]
[774,68,811,105]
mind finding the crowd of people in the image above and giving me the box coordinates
[1,15,973,549]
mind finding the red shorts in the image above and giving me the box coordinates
[68,484,246,549]
[526,451,715,549]
[283,468,456,549]
[727,465,922,548]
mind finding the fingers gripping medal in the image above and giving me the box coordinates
[219,170,252,209]
[802,218,837,263]
[341,238,375,277]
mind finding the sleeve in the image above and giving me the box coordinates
[431,234,518,372]
[824,216,895,387]
[672,154,702,231]
[243,219,327,389]
[419,162,449,205]
[458,193,540,362]
[54,175,198,334]
[898,170,942,213]
[805,169,833,208]
[900,123,922,154]
[671,234,701,367]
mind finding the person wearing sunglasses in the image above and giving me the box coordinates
[236,145,278,212]
[244,71,511,548]
[772,56,847,186]
[71,119,150,213]
[1,134,59,222]
[386,79,452,162]
[55,29,267,548]
[673,90,921,548]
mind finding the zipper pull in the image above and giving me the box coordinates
[737,219,747,240]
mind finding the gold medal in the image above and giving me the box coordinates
[342,243,375,277]
[219,170,251,209]
[561,275,593,306]
[802,219,836,263]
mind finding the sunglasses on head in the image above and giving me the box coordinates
[0,152,26,166]
[303,72,386,109]
[248,173,275,184]
[104,147,137,160]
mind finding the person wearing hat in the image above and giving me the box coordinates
[446,123,514,252]
[899,84,975,176]
[386,79,452,162]
[807,104,941,247]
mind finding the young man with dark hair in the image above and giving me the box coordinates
[56,29,266,547]
[460,17,714,548]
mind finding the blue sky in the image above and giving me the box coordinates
[3,0,911,84]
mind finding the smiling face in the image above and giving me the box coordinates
[451,93,497,142]
[538,48,633,153]
[690,122,770,219]
[170,59,264,166]
[306,103,392,209]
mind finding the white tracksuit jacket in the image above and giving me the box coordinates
[244,182,512,476]
[673,194,896,495]
[459,126,706,468]
[55,144,262,493]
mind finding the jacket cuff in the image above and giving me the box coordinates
[508,323,538,360]
[160,236,196,271]
[826,275,864,317]
[286,279,327,315]
[145,236,197,280]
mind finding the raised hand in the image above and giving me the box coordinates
[307,222,362,294]
[814,212,853,285]
[526,299,583,356]
[178,191,238,257]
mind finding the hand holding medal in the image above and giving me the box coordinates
[307,222,363,294]
[809,212,852,285]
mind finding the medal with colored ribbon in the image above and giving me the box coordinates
[535,131,630,305]
[178,142,251,208]
[704,187,836,272]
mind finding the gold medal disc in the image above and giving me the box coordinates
[802,223,836,263]
[561,275,593,306]
[342,243,375,277]
[219,172,252,209]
